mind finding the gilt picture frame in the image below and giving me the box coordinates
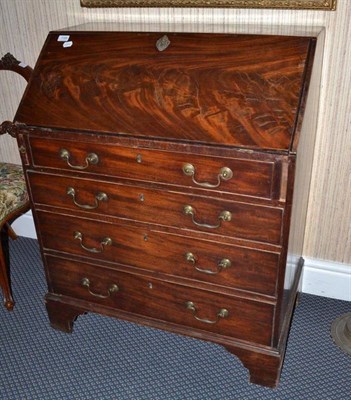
[80,0,337,10]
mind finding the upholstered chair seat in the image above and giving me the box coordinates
[0,162,29,223]
[0,162,30,310]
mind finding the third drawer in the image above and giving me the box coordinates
[37,210,280,297]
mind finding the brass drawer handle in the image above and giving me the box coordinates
[81,277,119,299]
[59,148,99,170]
[182,163,233,188]
[74,231,112,253]
[67,187,108,210]
[185,252,232,275]
[183,205,232,229]
[185,301,229,324]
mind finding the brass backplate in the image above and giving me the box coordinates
[80,0,337,10]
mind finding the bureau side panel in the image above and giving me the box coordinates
[274,29,325,346]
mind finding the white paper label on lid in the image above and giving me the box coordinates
[18,62,28,68]
[63,41,73,48]
[57,35,70,42]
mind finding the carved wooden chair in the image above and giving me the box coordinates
[0,53,32,310]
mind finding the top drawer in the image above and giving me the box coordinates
[29,136,281,200]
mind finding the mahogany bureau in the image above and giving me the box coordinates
[12,27,323,387]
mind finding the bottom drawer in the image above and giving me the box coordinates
[45,255,274,346]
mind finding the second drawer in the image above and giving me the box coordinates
[29,172,284,244]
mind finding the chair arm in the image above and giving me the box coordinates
[0,120,17,138]
[0,53,33,137]
[0,52,33,82]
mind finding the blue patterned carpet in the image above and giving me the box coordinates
[0,237,350,399]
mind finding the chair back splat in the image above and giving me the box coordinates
[0,52,32,310]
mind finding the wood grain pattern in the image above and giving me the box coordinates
[3,16,323,387]
[29,135,279,200]
[16,26,318,388]
[28,171,284,245]
[36,210,280,296]
[45,254,275,346]
[44,291,282,387]
[1,1,350,265]
[15,32,310,151]
[45,296,86,333]
[0,0,349,388]
[2,1,351,265]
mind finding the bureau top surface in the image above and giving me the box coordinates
[15,31,315,152]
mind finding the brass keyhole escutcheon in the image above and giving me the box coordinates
[156,35,171,52]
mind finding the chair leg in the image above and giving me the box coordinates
[0,224,14,311]
[6,222,18,240]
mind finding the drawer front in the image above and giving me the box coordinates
[29,172,283,244]
[37,211,280,296]
[46,255,274,346]
[29,137,278,200]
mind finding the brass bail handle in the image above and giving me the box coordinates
[185,252,232,275]
[182,163,233,189]
[59,148,99,170]
[74,231,112,254]
[185,301,229,324]
[81,277,119,299]
[183,205,232,229]
[67,187,108,210]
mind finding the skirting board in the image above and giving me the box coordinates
[302,257,351,302]
[11,210,37,239]
[11,212,351,302]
